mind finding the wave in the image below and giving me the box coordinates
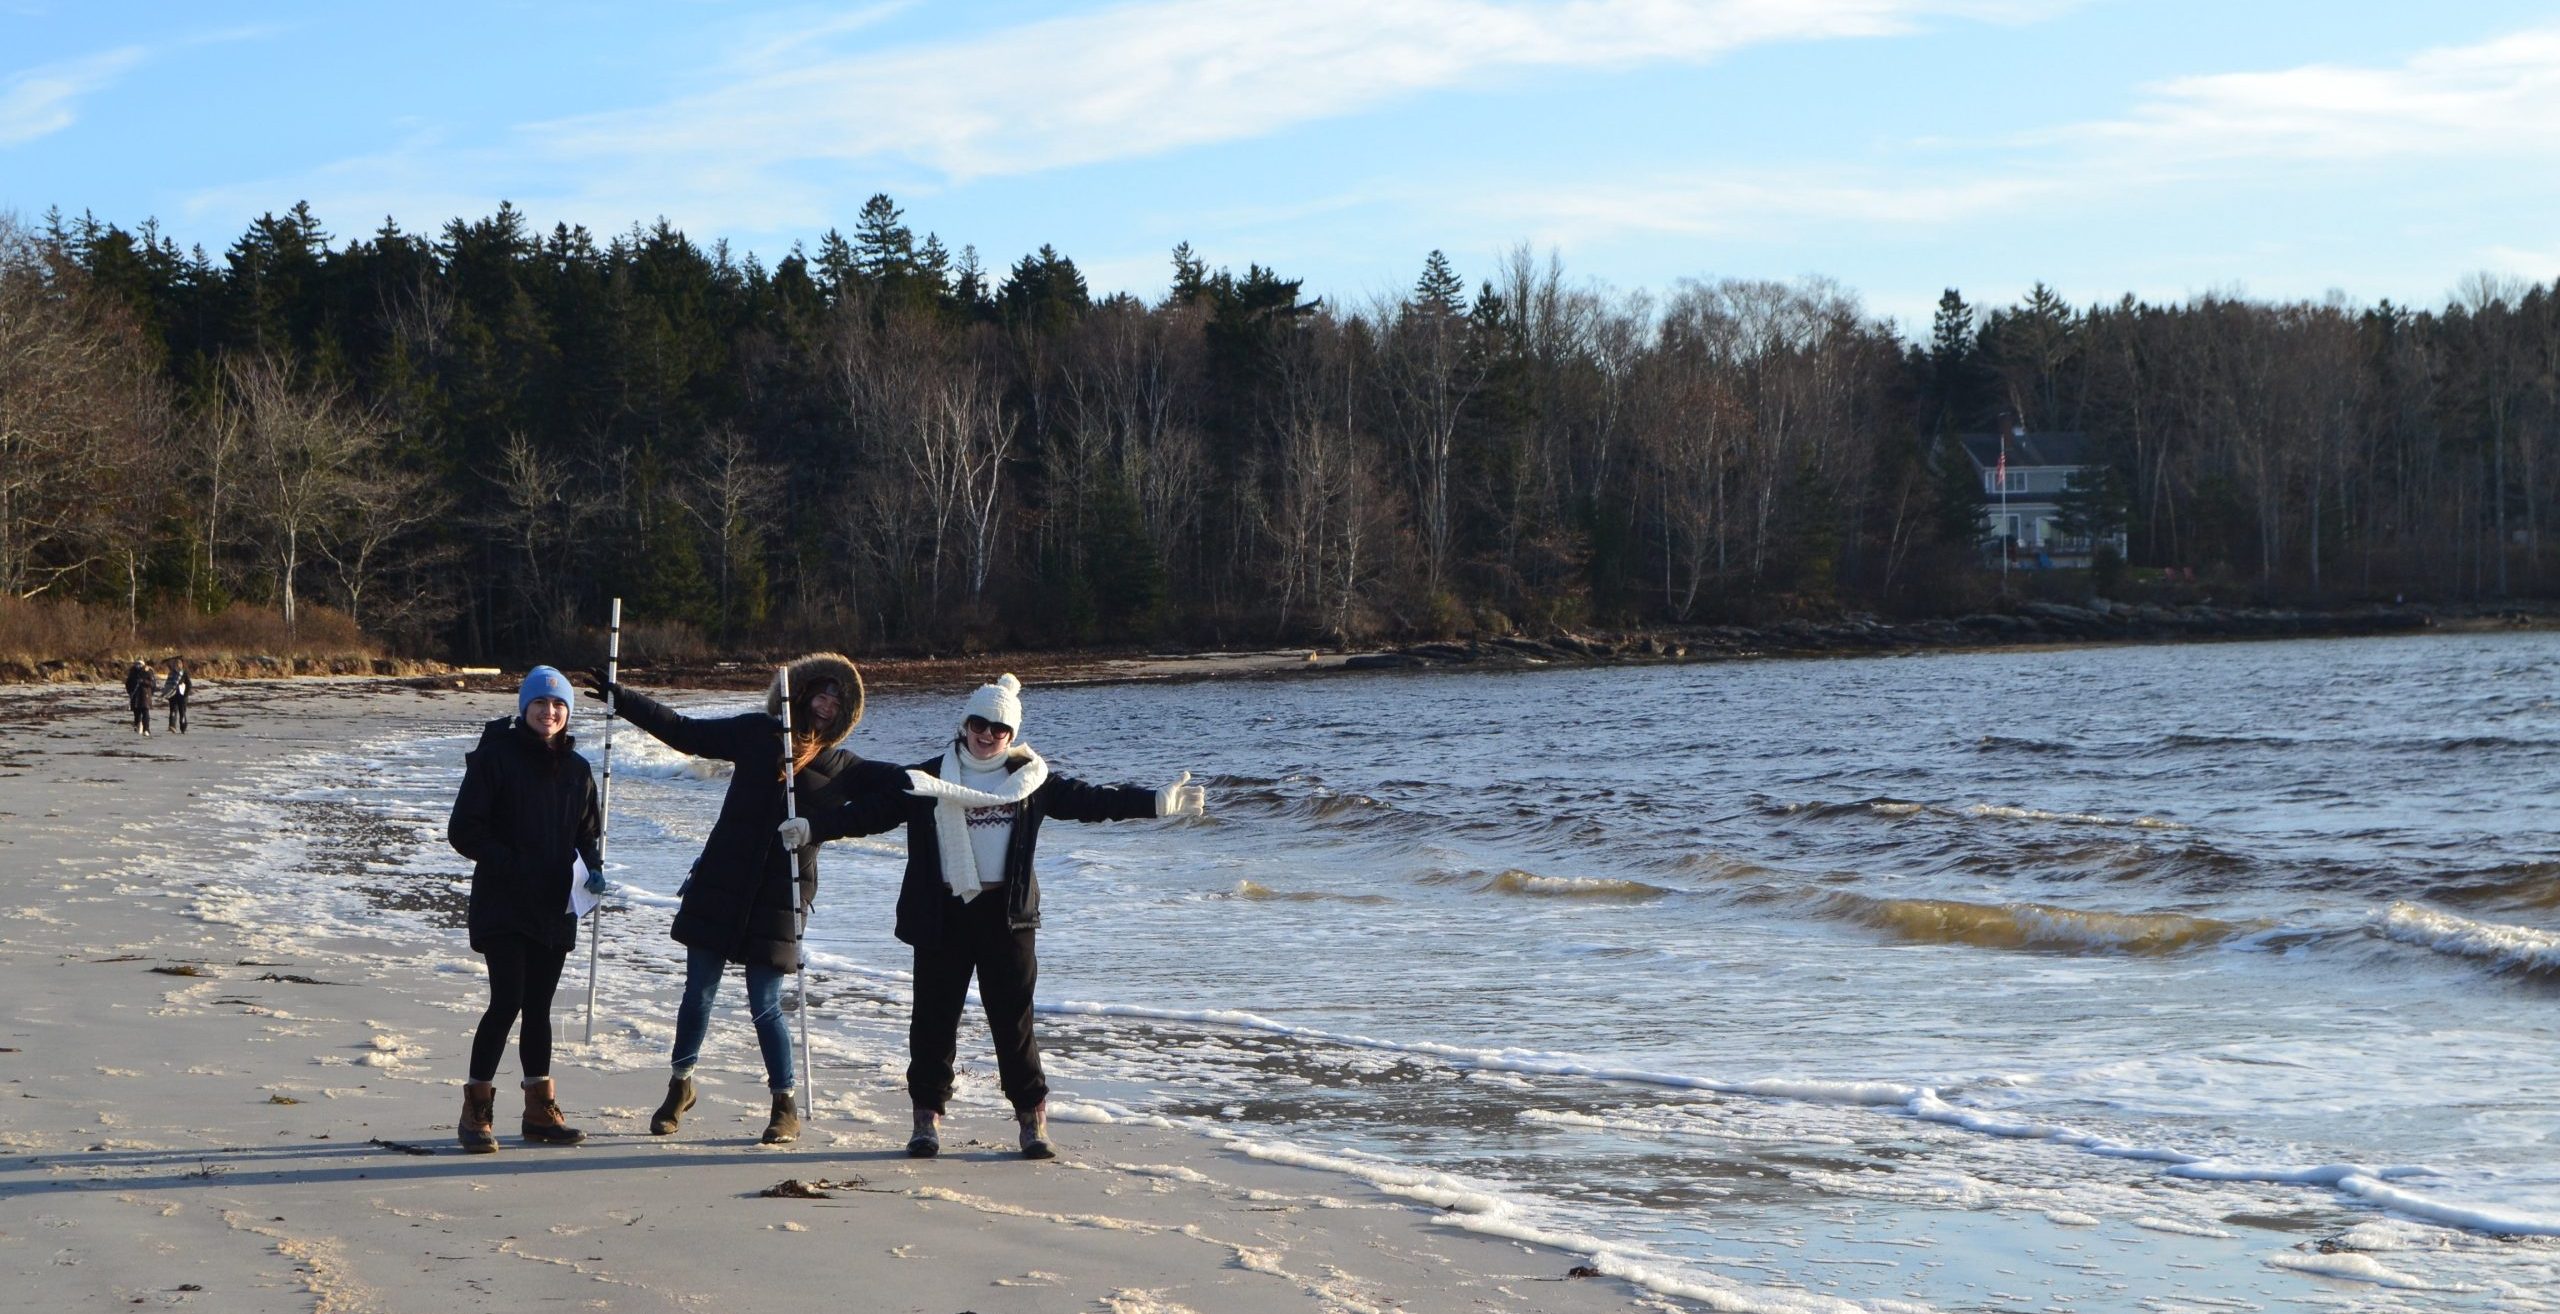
[2370,901,2560,975]
[1221,880,1393,905]
[1763,796,2186,830]
[2426,861,2560,911]
[1424,868,1673,901]
[1819,892,2253,954]
[1974,734,2073,754]
[1760,796,1929,820]
[1963,803,2186,830]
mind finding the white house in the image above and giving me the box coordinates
[1955,427,2126,567]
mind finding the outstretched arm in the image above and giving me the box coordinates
[803,759,915,844]
[1040,774,1172,823]
[585,672,762,764]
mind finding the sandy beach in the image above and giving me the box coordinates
[0,679,1651,1314]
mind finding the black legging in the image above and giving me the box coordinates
[470,934,569,1084]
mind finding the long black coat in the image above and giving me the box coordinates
[613,684,896,972]
[447,717,603,955]
[812,749,1156,946]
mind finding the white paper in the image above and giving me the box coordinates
[569,855,602,918]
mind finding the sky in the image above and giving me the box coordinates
[5,1,2558,330]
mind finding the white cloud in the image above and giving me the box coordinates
[2071,23,2560,163]
[0,46,146,147]
[177,0,2053,254]
[526,0,2057,182]
[1469,21,2560,275]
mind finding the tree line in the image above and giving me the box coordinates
[4,197,2556,661]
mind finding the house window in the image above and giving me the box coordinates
[1984,470,2029,494]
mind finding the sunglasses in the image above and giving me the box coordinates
[963,716,1014,738]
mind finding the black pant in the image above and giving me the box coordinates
[471,934,569,1084]
[129,701,149,732]
[908,890,1044,1115]
[167,697,186,733]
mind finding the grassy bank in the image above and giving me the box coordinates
[0,597,449,683]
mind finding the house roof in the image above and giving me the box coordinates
[1956,430,2100,470]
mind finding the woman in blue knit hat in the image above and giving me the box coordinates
[445,665,603,1153]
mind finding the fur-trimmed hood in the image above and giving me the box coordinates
[768,651,864,749]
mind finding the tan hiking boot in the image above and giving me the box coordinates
[1017,1102,1054,1160]
[520,1077,585,1146]
[457,1081,498,1154]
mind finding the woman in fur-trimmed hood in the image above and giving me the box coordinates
[586,652,892,1145]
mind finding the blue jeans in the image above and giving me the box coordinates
[670,944,794,1092]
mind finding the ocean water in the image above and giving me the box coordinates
[206,633,2560,1310]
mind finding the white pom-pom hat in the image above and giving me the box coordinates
[963,673,1023,734]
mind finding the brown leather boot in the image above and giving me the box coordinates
[1017,1102,1054,1160]
[519,1077,586,1146]
[649,1073,696,1135]
[457,1081,498,1154]
[760,1089,799,1145]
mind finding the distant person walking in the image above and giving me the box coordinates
[445,666,602,1153]
[122,660,156,736]
[588,653,878,1146]
[792,673,1205,1160]
[163,658,191,734]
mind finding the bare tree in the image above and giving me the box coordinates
[230,355,387,633]
[681,426,785,636]
[315,459,454,632]
[0,215,162,601]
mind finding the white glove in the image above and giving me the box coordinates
[1156,770,1205,818]
[776,816,812,851]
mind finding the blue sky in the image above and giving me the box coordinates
[6,1,2557,329]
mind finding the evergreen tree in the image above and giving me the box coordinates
[1167,241,1208,306]
[852,193,917,285]
[996,244,1089,334]
[1412,249,1465,318]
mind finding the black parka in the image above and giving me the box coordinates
[811,748,1156,946]
[608,654,888,972]
[447,716,603,955]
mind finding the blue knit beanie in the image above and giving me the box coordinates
[519,665,575,717]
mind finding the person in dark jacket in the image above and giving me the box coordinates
[793,673,1205,1160]
[123,660,156,735]
[162,658,190,734]
[589,653,880,1146]
[445,666,603,1153]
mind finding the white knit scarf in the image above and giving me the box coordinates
[902,744,1048,901]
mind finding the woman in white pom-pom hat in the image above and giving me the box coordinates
[788,672,1204,1160]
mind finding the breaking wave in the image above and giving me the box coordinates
[1819,892,2254,954]
[2371,901,2560,975]
[1221,880,1393,905]
[1424,868,1673,901]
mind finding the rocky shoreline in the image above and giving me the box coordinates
[1340,600,2535,671]
[9,601,2551,692]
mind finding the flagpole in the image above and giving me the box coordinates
[1998,429,2011,594]
[584,597,620,1042]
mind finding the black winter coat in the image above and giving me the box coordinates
[124,665,155,710]
[447,716,602,955]
[612,685,897,972]
[811,748,1156,945]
